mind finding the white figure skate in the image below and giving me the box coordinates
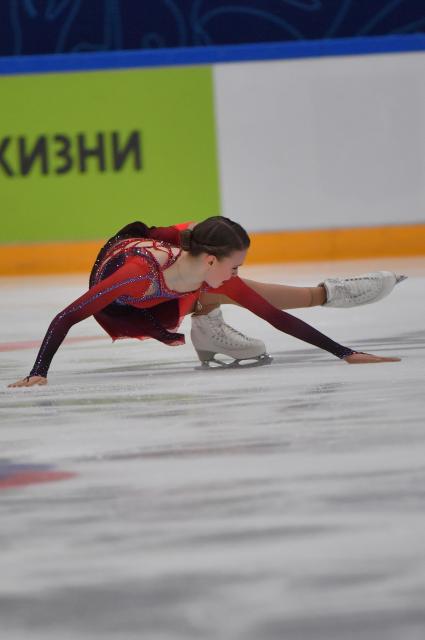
[191,308,272,368]
[321,271,407,308]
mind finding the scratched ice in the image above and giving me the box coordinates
[1,258,425,640]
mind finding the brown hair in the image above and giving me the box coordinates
[180,216,250,258]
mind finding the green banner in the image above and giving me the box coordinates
[1,66,220,243]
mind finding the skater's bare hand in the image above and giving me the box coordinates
[8,376,47,388]
[344,352,400,364]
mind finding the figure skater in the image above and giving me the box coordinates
[8,217,404,387]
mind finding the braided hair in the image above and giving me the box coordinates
[180,216,250,258]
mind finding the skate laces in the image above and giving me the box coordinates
[206,313,254,346]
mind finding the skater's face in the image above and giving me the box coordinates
[204,249,247,288]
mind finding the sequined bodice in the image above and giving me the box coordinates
[93,237,188,306]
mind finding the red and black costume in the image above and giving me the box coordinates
[29,221,354,378]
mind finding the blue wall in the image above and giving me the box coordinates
[1,0,424,57]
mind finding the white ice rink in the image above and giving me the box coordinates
[1,258,425,640]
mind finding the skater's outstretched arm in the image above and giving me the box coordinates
[8,258,157,387]
[215,277,399,363]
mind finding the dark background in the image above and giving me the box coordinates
[1,0,424,57]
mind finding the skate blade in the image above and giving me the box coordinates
[395,274,408,284]
[195,353,273,370]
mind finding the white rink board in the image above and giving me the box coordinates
[214,52,425,232]
[1,258,425,640]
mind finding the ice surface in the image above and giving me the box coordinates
[1,258,425,640]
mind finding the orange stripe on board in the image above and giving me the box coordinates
[245,224,425,264]
[1,224,425,275]
[0,240,104,276]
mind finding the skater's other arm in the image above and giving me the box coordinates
[8,259,155,387]
[216,277,399,363]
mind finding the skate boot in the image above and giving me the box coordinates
[321,271,407,308]
[191,308,272,368]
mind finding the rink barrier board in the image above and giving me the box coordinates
[2,36,425,265]
[1,223,425,276]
